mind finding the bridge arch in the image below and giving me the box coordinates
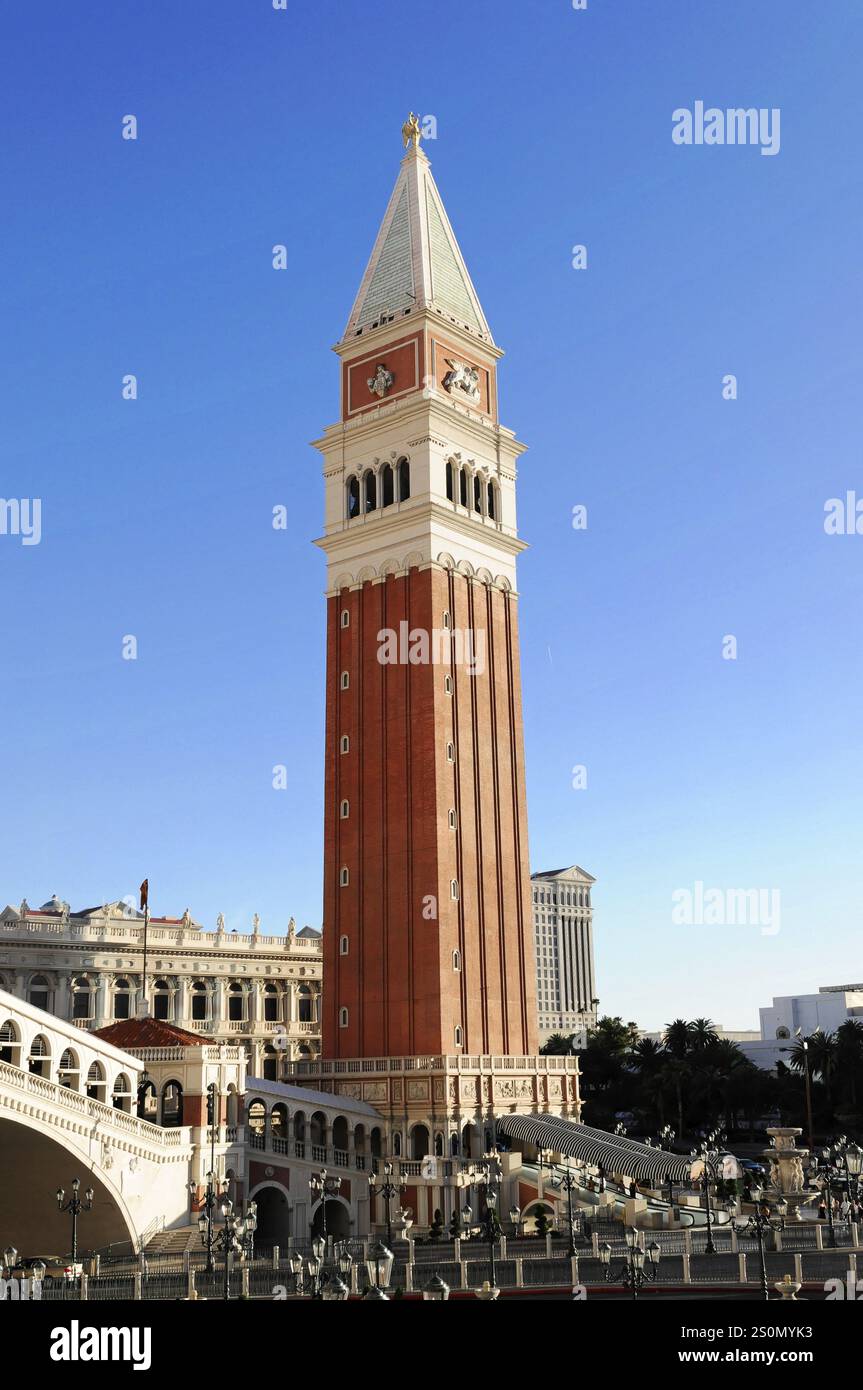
[0,1107,138,1257]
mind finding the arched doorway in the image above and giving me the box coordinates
[252,1184,292,1251]
[411,1124,430,1160]
[311,1196,351,1240]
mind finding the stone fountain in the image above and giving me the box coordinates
[761,1128,816,1223]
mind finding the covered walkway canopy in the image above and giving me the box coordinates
[497,1113,694,1184]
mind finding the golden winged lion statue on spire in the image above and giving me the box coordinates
[402,112,422,149]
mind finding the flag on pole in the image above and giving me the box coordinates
[140,879,149,911]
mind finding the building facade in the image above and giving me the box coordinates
[297,121,579,1146]
[531,866,597,1042]
[738,983,863,1071]
[0,896,322,1077]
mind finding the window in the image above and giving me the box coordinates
[365,471,377,513]
[59,1049,79,1090]
[446,741,454,762]
[452,950,461,972]
[153,978,171,1021]
[162,1080,183,1127]
[338,1007,349,1028]
[381,463,394,507]
[228,981,246,1022]
[340,866,349,886]
[339,935,349,956]
[398,457,410,501]
[340,671,350,690]
[28,975,50,1011]
[113,978,131,1020]
[347,476,360,519]
[340,799,349,819]
[263,982,280,1022]
[459,468,467,507]
[448,808,457,830]
[191,980,208,1021]
[474,474,482,513]
[71,976,92,1020]
[340,734,349,754]
[442,610,451,629]
[445,460,454,501]
[444,675,453,695]
[454,1025,463,1047]
[487,481,496,520]
[341,609,350,629]
[450,879,459,900]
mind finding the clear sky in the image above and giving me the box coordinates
[2,2,860,1031]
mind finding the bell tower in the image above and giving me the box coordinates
[300,124,582,1182]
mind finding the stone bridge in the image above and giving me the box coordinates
[0,990,194,1256]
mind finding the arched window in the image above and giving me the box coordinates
[28,1034,51,1077]
[454,1025,463,1047]
[370,1126,382,1157]
[271,1103,288,1140]
[340,799,349,819]
[153,978,171,1021]
[487,480,496,520]
[228,981,246,1022]
[445,460,454,501]
[339,866,349,887]
[191,980,208,1021]
[364,471,377,513]
[298,983,314,1022]
[262,1045,279,1081]
[0,1020,21,1067]
[381,463,394,507]
[340,734,349,754]
[340,671,350,690]
[263,982,280,1022]
[71,976,93,1020]
[452,949,461,971]
[473,474,482,513]
[434,1131,444,1157]
[444,675,453,695]
[137,1078,157,1119]
[446,742,454,762]
[339,934,349,956]
[450,879,459,900]
[450,1132,460,1157]
[448,808,457,830]
[340,608,350,628]
[248,1099,266,1137]
[392,1131,402,1157]
[113,978,131,1020]
[112,1073,132,1112]
[347,476,360,519]
[86,1061,106,1102]
[338,1006,349,1028]
[162,1080,183,1126]
[59,1048,79,1090]
[398,457,410,501]
[459,468,467,508]
[294,1110,307,1142]
[28,975,50,1011]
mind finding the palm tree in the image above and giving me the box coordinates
[540,1032,577,1056]
[664,1019,691,1060]
[689,1018,719,1051]
[834,1019,863,1112]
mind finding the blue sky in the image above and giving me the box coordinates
[1,1,860,1031]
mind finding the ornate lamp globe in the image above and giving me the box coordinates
[632,1245,646,1271]
[422,1273,451,1302]
[366,1240,394,1293]
[598,1242,612,1267]
[3,1246,17,1270]
[321,1276,350,1302]
[647,1241,661,1267]
[624,1227,638,1250]
[846,1143,863,1177]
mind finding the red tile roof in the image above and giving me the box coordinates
[93,1018,210,1049]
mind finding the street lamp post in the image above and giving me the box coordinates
[367,1161,406,1249]
[735,1193,787,1301]
[211,1195,251,1301]
[693,1133,726,1256]
[364,1240,394,1300]
[309,1168,342,1252]
[189,1171,229,1274]
[56,1177,93,1267]
[557,1161,579,1256]
[478,1175,500,1298]
[814,1150,838,1249]
[599,1228,661,1300]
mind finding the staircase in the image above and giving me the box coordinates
[144,1226,200,1256]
